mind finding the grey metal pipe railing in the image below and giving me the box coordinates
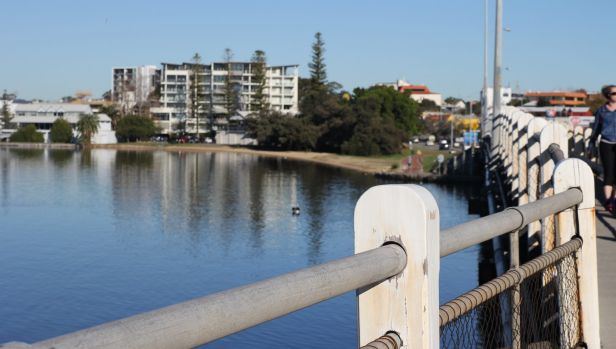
[548,143,565,163]
[5,245,406,349]
[440,187,583,257]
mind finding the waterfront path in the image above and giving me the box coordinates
[594,198,616,348]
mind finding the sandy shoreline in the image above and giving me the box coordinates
[91,143,396,175]
[2,142,478,182]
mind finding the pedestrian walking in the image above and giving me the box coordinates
[589,84,616,213]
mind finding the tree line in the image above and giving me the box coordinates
[246,32,421,156]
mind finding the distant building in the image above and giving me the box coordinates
[525,91,587,106]
[378,80,443,106]
[399,84,443,106]
[111,65,160,112]
[442,100,466,113]
[10,103,116,144]
[150,62,299,135]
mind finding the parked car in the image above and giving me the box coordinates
[439,140,450,150]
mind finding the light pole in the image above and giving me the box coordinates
[482,0,490,138]
[492,0,503,154]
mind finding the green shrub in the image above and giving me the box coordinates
[116,115,158,142]
[49,118,73,143]
[10,125,44,143]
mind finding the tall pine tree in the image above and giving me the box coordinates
[223,48,238,118]
[251,50,268,116]
[190,52,203,137]
[308,32,327,89]
[1,90,15,129]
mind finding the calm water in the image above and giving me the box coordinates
[0,148,479,348]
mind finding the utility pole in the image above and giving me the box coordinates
[492,0,503,152]
[482,0,490,137]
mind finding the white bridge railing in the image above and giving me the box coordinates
[2,107,600,349]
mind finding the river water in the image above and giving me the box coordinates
[0,148,480,348]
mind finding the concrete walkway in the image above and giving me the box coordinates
[594,199,616,348]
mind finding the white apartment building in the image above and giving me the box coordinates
[111,65,160,112]
[150,62,299,134]
[10,103,116,144]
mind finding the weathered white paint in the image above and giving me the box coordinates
[503,110,512,181]
[510,111,523,199]
[517,113,533,206]
[539,121,569,253]
[355,184,440,349]
[553,159,600,348]
[526,118,548,240]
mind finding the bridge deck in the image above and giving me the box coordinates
[594,199,616,348]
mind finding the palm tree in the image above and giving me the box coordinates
[77,113,99,145]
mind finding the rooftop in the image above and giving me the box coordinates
[14,103,92,113]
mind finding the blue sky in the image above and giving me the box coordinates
[0,0,611,101]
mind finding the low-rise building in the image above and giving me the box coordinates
[11,103,116,143]
[399,84,443,106]
[525,91,587,107]
[378,80,443,106]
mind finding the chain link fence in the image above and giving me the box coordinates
[440,240,582,348]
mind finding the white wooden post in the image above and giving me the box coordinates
[492,110,501,158]
[506,109,514,179]
[499,110,506,167]
[553,159,601,348]
[539,121,568,253]
[517,113,533,206]
[510,111,522,199]
[355,184,440,348]
[526,118,548,241]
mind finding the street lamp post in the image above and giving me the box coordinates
[492,0,503,154]
[482,0,490,138]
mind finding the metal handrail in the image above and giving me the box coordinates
[440,187,582,257]
[548,143,565,163]
[4,245,406,349]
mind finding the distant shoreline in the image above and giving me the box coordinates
[91,143,393,175]
[0,142,78,150]
[2,142,480,183]
[92,144,480,183]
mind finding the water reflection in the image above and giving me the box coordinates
[1,147,481,348]
[48,150,75,167]
[8,148,44,159]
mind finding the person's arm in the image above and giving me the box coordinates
[589,107,602,144]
